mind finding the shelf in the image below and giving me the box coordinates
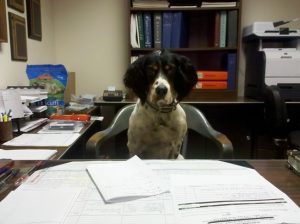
[131,47,238,52]
[130,7,239,12]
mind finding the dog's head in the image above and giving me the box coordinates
[123,50,197,106]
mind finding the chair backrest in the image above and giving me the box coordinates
[86,103,233,158]
[264,85,289,137]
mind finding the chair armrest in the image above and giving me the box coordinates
[86,129,111,158]
[214,132,234,159]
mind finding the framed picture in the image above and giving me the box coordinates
[7,0,24,13]
[8,12,27,61]
[0,0,8,42]
[26,0,41,40]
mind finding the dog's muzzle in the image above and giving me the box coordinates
[155,84,168,98]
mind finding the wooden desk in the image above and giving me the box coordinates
[0,160,299,206]
[1,120,101,159]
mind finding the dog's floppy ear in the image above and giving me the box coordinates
[174,54,198,101]
[123,57,148,104]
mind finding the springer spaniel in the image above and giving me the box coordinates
[123,50,198,159]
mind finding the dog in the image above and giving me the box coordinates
[123,50,198,159]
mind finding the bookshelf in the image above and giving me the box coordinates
[128,0,242,100]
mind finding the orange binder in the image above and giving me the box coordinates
[197,71,228,80]
[195,81,228,89]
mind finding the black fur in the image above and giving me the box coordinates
[123,50,198,104]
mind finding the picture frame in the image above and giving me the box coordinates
[0,0,8,42]
[8,12,27,61]
[26,0,41,41]
[7,0,24,13]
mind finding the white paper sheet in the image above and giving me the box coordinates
[87,156,168,203]
[170,173,300,224]
[0,188,80,224]
[2,133,80,146]
[0,160,299,224]
[0,149,57,160]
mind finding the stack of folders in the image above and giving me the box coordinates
[195,70,228,90]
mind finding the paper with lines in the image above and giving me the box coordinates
[87,156,168,203]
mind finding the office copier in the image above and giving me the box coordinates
[243,19,300,101]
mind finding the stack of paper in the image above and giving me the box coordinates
[0,149,57,160]
[2,133,80,147]
[13,118,48,133]
[87,156,168,203]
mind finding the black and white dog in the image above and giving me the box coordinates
[123,50,198,159]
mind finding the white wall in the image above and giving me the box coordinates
[0,0,55,89]
[1,0,300,97]
[239,0,300,96]
[52,0,129,96]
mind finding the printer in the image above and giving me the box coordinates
[243,19,300,101]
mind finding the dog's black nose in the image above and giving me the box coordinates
[156,84,168,97]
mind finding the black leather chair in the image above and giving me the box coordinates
[86,103,233,159]
[264,85,300,157]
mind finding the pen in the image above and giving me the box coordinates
[0,160,14,175]
[0,168,20,190]
[0,169,13,181]
[14,161,43,187]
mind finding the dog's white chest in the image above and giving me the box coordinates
[127,104,187,159]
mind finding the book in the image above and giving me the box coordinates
[195,81,228,89]
[162,12,173,48]
[143,12,153,48]
[137,13,145,48]
[213,12,220,47]
[171,12,188,48]
[227,53,237,90]
[219,11,227,47]
[130,14,139,48]
[153,12,162,48]
[227,10,238,48]
[197,71,228,80]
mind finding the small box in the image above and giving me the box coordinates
[49,121,75,130]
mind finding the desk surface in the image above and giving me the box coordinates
[0,159,299,206]
[1,120,100,159]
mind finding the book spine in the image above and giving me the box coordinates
[130,14,139,48]
[219,10,227,48]
[213,12,220,47]
[162,12,172,48]
[153,12,162,48]
[197,71,228,80]
[143,12,153,48]
[195,81,228,89]
[227,53,237,90]
[171,12,188,48]
[137,13,145,48]
[227,10,238,48]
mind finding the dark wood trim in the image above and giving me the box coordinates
[26,0,42,41]
[7,0,24,13]
[0,0,7,42]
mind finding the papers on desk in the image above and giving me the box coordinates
[87,156,168,203]
[37,120,84,134]
[13,118,48,133]
[2,133,80,147]
[0,160,299,224]
[0,149,57,160]
[171,172,300,224]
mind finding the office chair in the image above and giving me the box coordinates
[86,104,233,159]
[264,85,300,157]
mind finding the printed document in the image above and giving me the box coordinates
[0,160,299,224]
[2,133,80,147]
[87,156,168,203]
[0,149,57,160]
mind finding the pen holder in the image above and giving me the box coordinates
[0,121,13,142]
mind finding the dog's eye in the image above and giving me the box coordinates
[148,64,158,71]
[164,64,174,73]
